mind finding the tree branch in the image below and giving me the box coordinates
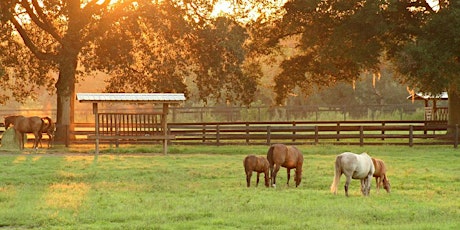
[10,15,58,61]
[20,0,63,43]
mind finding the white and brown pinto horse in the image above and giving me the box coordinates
[330,152,375,196]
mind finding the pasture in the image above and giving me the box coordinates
[0,145,459,229]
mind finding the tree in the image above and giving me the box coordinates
[254,0,460,132]
[253,0,387,105]
[1,0,148,143]
[390,1,460,133]
[0,0,261,144]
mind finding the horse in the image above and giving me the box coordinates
[330,152,375,197]
[243,155,270,187]
[40,117,55,148]
[266,144,304,188]
[11,116,45,150]
[372,158,391,193]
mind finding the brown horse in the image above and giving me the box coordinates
[40,117,55,148]
[243,155,270,187]
[11,116,45,150]
[372,158,391,193]
[266,144,304,187]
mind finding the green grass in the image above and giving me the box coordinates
[0,145,459,229]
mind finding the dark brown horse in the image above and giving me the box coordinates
[243,155,270,187]
[10,116,45,150]
[266,144,304,187]
[372,158,391,193]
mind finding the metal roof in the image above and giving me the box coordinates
[406,92,448,101]
[77,93,186,103]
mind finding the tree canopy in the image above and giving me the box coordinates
[1,0,459,139]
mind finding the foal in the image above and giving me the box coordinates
[243,155,270,187]
[371,158,391,193]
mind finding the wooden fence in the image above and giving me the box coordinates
[1,120,458,147]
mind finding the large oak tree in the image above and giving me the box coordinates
[0,0,258,143]
[255,0,460,132]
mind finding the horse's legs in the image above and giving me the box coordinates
[272,164,281,187]
[246,171,252,187]
[33,132,43,149]
[365,174,372,196]
[286,168,291,186]
[256,172,261,187]
[344,176,351,197]
[375,177,381,192]
[360,179,366,195]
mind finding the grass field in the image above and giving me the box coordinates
[0,144,459,229]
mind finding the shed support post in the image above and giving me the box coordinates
[162,103,169,155]
[93,103,99,155]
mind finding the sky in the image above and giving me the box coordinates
[426,0,440,11]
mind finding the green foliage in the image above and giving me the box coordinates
[392,2,460,94]
[0,145,459,229]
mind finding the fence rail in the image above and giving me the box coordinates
[1,120,457,148]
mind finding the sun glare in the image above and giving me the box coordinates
[211,0,234,17]
[426,0,440,11]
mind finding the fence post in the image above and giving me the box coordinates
[381,121,385,141]
[455,124,458,148]
[216,124,220,145]
[202,124,206,143]
[409,125,413,147]
[292,121,296,142]
[267,126,271,146]
[314,126,319,145]
[336,122,340,141]
[246,122,249,145]
[360,126,364,147]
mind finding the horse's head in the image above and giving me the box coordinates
[294,169,302,187]
[383,177,391,193]
[264,175,270,187]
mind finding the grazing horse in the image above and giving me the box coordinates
[330,152,375,197]
[243,155,270,187]
[40,117,55,148]
[266,144,304,188]
[11,116,45,150]
[372,158,391,193]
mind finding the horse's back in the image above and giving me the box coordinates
[14,116,43,132]
[244,155,268,173]
[268,144,303,168]
[267,144,287,164]
[371,158,386,176]
[337,152,373,179]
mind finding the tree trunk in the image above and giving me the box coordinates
[447,85,460,136]
[54,52,77,145]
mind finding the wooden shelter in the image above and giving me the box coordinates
[407,92,448,123]
[77,93,186,154]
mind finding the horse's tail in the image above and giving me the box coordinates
[266,145,274,164]
[41,117,52,132]
[330,155,342,194]
[266,145,275,184]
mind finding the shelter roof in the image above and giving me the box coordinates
[406,92,448,101]
[76,93,186,103]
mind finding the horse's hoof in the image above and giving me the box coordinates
[272,184,276,188]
